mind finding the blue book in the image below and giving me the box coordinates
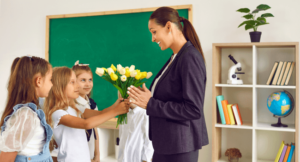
[216,95,226,124]
[287,143,295,162]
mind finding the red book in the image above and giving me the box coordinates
[233,103,243,125]
[221,100,230,124]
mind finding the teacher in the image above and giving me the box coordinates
[128,6,208,162]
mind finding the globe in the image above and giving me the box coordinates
[266,91,294,127]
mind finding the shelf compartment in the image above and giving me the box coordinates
[217,156,252,162]
[256,47,296,86]
[101,155,117,162]
[219,128,253,161]
[256,88,296,128]
[256,130,295,162]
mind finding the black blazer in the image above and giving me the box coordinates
[146,41,208,154]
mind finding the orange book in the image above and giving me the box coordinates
[234,103,243,125]
[283,144,291,162]
[221,100,230,124]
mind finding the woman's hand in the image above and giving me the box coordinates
[128,83,152,109]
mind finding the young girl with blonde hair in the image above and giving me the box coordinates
[44,67,129,162]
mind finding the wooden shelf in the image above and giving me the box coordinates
[217,157,252,162]
[255,85,296,89]
[215,84,253,88]
[215,123,253,130]
[255,123,296,132]
[212,42,298,162]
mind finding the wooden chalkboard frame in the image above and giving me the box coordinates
[45,5,193,60]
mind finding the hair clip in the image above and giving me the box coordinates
[74,60,89,66]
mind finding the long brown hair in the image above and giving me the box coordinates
[72,64,93,98]
[150,7,205,62]
[7,57,20,90]
[43,67,82,151]
[0,56,50,127]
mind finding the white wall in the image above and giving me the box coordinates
[0,0,299,161]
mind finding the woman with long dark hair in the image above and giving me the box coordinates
[128,7,208,162]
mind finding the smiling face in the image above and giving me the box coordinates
[65,71,80,100]
[76,71,93,98]
[148,19,173,51]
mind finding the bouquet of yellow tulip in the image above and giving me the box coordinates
[95,64,152,127]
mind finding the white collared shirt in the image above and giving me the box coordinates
[75,95,98,159]
[151,53,177,96]
[118,107,154,162]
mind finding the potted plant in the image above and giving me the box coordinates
[237,4,274,42]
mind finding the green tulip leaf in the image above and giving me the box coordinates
[261,13,274,17]
[237,8,250,13]
[257,4,271,10]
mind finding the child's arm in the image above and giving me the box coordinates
[93,129,100,162]
[59,102,128,130]
[82,97,125,119]
[0,152,18,162]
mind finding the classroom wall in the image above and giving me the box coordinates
[0,0,299,161]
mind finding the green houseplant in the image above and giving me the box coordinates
[237,4,274,42]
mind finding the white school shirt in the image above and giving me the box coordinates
[151,53,177,95]
[118,107,154,162]
[75,95,98,159]
[52,106,90,162]
[0,107,46,156]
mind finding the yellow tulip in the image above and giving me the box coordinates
[135,72,142,80]
[135,69,140,73]
[140,72,147,79]
[111,64,117,72]
[125,69,131,77]
[110,73,118,81]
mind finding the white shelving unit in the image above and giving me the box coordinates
[212,42,299,162]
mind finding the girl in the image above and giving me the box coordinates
[128,7,208,162]
[72,61,100,162]
[44,67,129,162]
[0,56,53,162]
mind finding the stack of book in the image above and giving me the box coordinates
[216,95,243,125]
[275,141,295,162]
[266,61,295,85]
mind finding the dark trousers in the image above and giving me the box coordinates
[152,150,199,162]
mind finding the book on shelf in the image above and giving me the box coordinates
[279,144,288,162]
[287,143,295,162]
[227,104,235,125]
[266,61,279,85]
[216,95,226,124]
[277,61,287,85]
[285,62,295,85]
[221,100,230,124]
[283,144,291,162]
[281,62,292,86]
[232,104,242,125]
[272,61,284,85]
[275,141,285,161]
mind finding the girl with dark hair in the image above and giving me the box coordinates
[128,6,208,162]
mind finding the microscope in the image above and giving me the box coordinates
[227,55,245,85]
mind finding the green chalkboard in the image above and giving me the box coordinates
[49,9,188,110]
